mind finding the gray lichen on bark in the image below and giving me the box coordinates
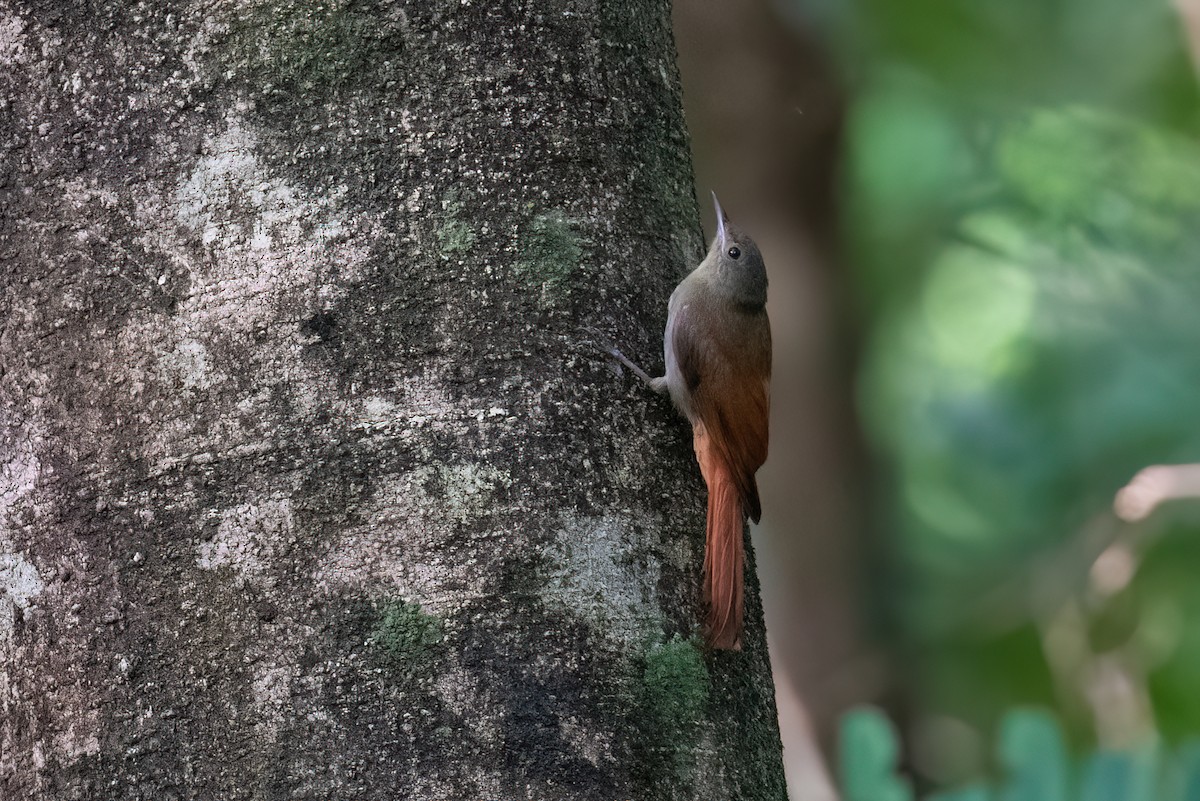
[0,0,786,798]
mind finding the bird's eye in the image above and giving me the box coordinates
[727,246,741,260]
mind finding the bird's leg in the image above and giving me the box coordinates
[607,347,669,394]
[582,327,668,395]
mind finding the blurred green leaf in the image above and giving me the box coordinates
[1079,746,1160,801]
[841,707,915,801]
[929,787,991,801]
[997,710,1070,801]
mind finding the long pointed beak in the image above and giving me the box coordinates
[711,191,728,248]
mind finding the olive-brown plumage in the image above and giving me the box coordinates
[651,195,771,649]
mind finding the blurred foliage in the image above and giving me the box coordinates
[823,0,1200,784]
[841,707,915,801]
[840,707,1199,800]
[998,709,1070,801]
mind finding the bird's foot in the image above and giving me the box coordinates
[580,326,665,393]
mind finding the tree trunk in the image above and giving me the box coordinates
[0,1,786,798]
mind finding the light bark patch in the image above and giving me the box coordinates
[197,496,296,585]
[542,512,660,646]
[0,544,43,651]
[165,111,370,329]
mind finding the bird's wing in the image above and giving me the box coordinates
[672,303,770,522]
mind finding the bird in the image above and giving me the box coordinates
[610,193,771,649]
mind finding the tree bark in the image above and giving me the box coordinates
[0,1,786,799]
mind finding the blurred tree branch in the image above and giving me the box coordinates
[1177,0,1200,73]
[1114,464,1200,522]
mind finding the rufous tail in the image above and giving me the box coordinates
[694,425,745,650]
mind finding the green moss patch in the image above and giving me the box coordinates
[369,599,443,675]
[637,635,710,783]
[436,192,477,258]
[514,210,583,302]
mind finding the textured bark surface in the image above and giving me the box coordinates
[0,1,785,798]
